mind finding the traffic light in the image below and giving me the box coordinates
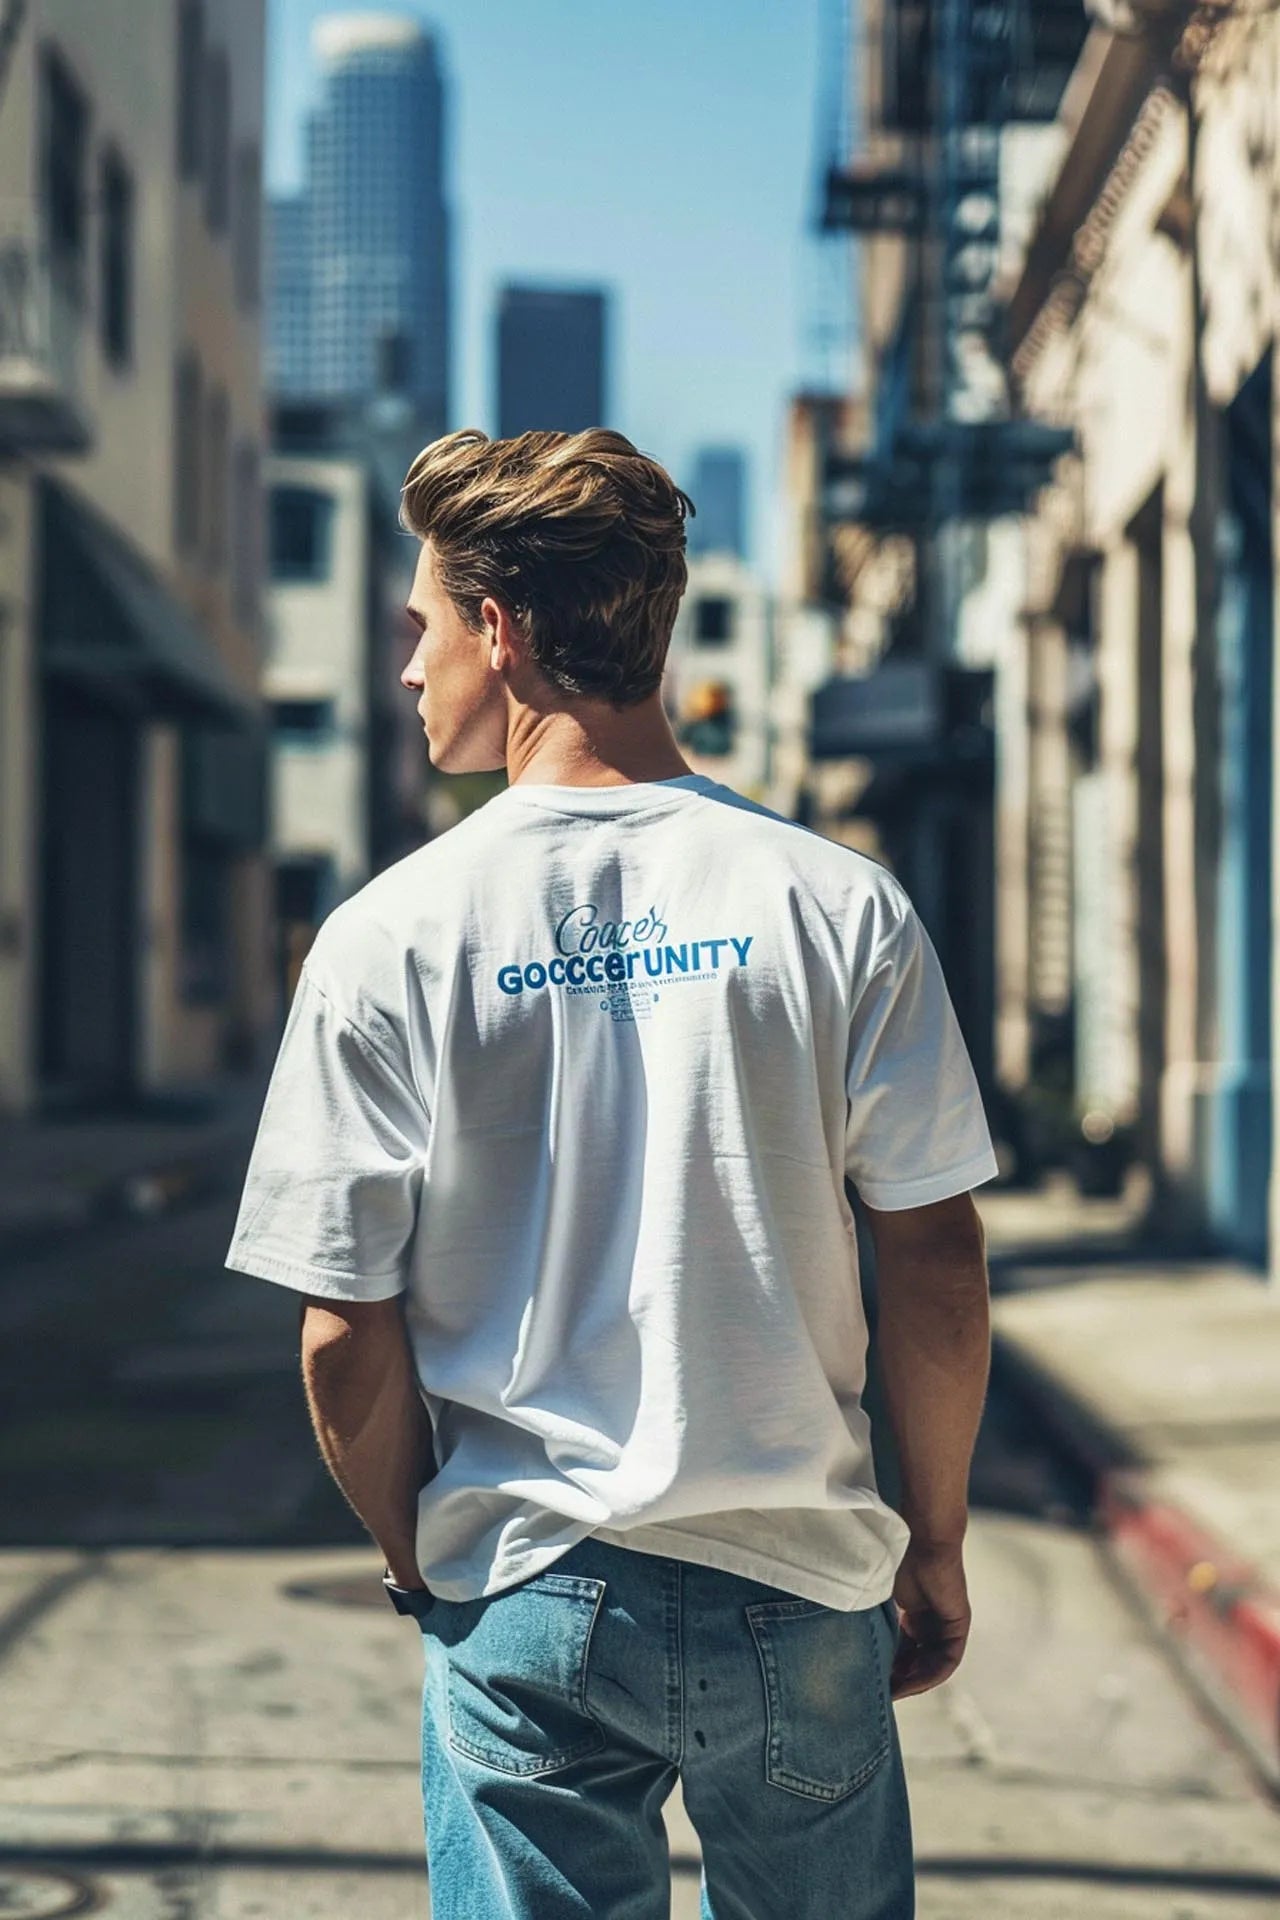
[680,679,736,756]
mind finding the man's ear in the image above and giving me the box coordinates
[481,594,525,673]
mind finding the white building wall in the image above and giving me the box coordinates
[765,603,838,821]
[264,455,371,897]
[0,0,266,1111]
[666,554,774,800]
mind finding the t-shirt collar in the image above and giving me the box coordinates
[495,773,721,815]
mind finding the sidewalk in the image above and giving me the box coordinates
[980,1179,1280,1792]
[0,1072,268,1258]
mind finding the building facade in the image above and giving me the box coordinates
[267,13,451,434]
[495,285,607,438]
[687,446,748,560]
[794,0,1089,1127]
[1002,7,1279,1264]
[265,193,309,398]
[801,1,1280,1265]
[0,0,270,1116]
[665,555,774,802]
[263,450,375,1003]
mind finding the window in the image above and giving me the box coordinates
[694,596,733,645]
[233,142,261,309]
[272,699,335,741]
[205,385,230,570]
[269,485,335,581]
[99,148,133,367]
[232,440,262,629]
[42,49,89,302]
[176,0,203,178]
[174,350,202,558]
[277,855,336,925]
[204,46,230,233]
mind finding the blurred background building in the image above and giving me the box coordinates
[0,0,270,1117]
[686,445,748,560]
[665,553,774,801]
[495,283,608,437]
[784,0,1280,1275]
[265,12,450,437]
[1002,3,1276,1264]
[799,0,1089,1129]
[258,11,455,990]
[265,450,373,930]
[258,371,429,1004]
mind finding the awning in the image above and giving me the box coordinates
[38,478,257,723]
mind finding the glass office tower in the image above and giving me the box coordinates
[268,15,450,431]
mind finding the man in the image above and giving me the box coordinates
[226,427,996,1919]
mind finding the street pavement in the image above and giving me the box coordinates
[0,1073,268,1261]
[2,1185,1279,1916]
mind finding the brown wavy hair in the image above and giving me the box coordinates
[399,428,695,706]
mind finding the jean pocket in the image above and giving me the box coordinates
[746,1597,891,1802]
[437,1571,607,1777]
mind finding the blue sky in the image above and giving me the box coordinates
[266,0,851,580]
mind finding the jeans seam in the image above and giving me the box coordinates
[663,1556,683,1766]
[674,1557,686,1768]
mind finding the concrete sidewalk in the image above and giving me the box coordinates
[0,1073,267,1258]
[984,1201,1280,1792]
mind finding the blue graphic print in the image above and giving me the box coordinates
[497,900,754,1021]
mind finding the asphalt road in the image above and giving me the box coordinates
[1,1194,1278,1919]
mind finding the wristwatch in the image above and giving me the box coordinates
[382,1567,434,1616]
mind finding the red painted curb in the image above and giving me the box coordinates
[1099,1470,1280,1776]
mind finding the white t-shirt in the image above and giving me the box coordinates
[226,774,997,1608]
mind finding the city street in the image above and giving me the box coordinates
[6,0,1280,1913]
[2,1192,1279,1917]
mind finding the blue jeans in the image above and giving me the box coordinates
[411,1533,914,1918]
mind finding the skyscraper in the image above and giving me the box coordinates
[267,14,450,431]
[496,286,608,438]
[688,447,748,559]
[266,195,310,396]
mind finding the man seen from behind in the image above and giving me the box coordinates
[226,427,997,1920]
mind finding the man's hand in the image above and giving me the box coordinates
[887,1538,971,1699]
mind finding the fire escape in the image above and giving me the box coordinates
[819,0,1082,560]
[808,0,1086,1096]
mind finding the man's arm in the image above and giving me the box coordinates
[863,1190,991,1699]
[299,1296,435,1589]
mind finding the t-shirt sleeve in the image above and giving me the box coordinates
[225,965,427,1301]
[844,893,999,1210]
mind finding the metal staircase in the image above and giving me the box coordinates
[819,0,1082,559]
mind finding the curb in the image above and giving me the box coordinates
[1098,1471,1280,1793]
[994,1328,1280,1794]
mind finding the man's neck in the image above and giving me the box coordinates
[504,696,693,790]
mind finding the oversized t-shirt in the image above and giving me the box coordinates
[226,773,998,1609]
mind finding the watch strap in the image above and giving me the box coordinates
[382,1569,434,1617]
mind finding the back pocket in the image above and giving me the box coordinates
[437,1571,607,1777]
[746,1597,891,1802]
